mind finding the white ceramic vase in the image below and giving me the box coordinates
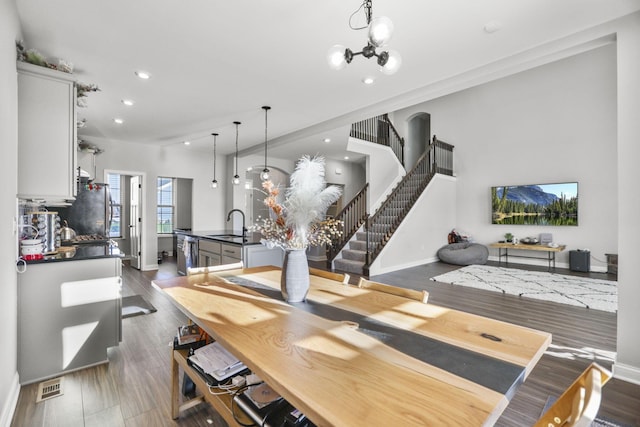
[281,249,309,302]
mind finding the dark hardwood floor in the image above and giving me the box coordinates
[11,258,640,426]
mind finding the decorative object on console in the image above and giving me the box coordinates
[251,156,343,302]
[539,233,553,245]
[491,182,578,226]
[520,237,539,245]
[504,232,514,243]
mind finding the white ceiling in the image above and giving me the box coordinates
[15,0,640,161]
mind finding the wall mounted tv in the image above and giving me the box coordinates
[491,182,578,226]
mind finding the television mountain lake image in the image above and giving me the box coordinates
[491,183,578,226]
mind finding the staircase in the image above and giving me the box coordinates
[331,135,454,277]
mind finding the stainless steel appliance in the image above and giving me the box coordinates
[64,182,112,243]
[176,234,197,275]
[25,211,60,253]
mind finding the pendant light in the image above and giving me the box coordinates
[232,121,241,185]
[210,132,218,189]
[327,0,401,75]
[261,106,271,181]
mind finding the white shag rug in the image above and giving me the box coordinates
[430,265,617,313]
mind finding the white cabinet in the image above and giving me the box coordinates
[197,238,283,268]
[244,245,284,268]
[220,243,242,264]
[17,258,122,385]
[17,61,77,201]
[198,239,222,267]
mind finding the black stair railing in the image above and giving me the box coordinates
[350,114,404,166]
[327,183,369,264]
[364,136,454,274]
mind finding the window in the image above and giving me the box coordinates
[107,173,122,238]
[157,177,174,234]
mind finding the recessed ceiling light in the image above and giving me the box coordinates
[344,156,350,160]
[113,118,124,124]
[324,138,331,143]
[183,141,190,146]
[135,70,151,79]
[121,99,134,106]
[483,21,502,34]
[362,76,375,85]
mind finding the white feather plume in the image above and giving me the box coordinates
[284,156,342,244]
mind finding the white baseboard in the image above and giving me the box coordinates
[613,362,640,385]
[142,263,159,271]
[370,256,440,276]
[0,372,20,427]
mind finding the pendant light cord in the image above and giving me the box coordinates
[262,106,271,175]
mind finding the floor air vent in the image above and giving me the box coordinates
[36,377,64,402]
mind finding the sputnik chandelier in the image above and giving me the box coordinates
[327,0,401,75]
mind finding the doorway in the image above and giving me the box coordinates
[406,113,431,169]
[105,169,145,270]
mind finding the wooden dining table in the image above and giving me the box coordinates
[152,266,551,427]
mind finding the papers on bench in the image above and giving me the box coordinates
[188,341,247,382]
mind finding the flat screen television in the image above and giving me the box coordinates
[491,182,578,226]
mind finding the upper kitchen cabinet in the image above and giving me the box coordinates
[17,61,77,202]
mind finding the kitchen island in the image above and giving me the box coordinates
[17,243,124,384]
[174,230,283,273]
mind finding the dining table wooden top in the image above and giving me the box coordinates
[152,266,551,427]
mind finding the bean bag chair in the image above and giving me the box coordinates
[437,242,489,266]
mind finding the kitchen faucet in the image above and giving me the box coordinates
[227,209,247,240]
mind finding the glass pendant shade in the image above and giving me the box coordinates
[327,44,348,70]
[210,180,218,189]
[261,169,270,181]
[380,49,402,75]
[232,175,240,185]
[368,16,393,47]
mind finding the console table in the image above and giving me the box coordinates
[152,266,551,426]
[489,242,566,270]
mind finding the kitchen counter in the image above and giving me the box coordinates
[175,229,283,269]
[174,229,265,246]
[21,242,124,264]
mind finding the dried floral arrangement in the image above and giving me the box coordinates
[16,40,100,107]
[251,156,343,250]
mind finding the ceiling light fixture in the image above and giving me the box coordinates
[121,99,134,106]
[211,133,218,189]
[261,106,271,181]
[135,70,151,79]
[113,118,124,124]
[327,0,401,75]
[183,141,190,146]
[232,121,241,185]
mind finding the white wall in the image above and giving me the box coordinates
[614,12,640,385]
[1,1,21,424]
[371,175,457,275]
[84,139,228,270]
[348,137,405,213]
[395,43,618,271]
